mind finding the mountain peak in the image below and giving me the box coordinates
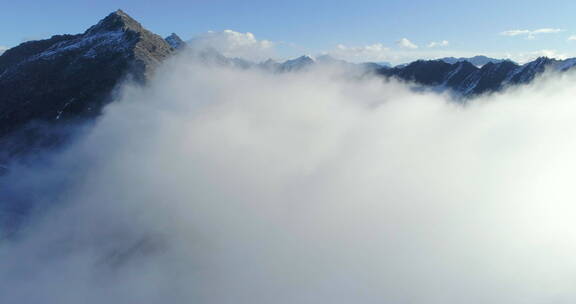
[296,55,314,61]
[85,9,144,35]
[439,55,509,67]
[531,56,553,64]
[0,9,175,144]
[165,33,186,49]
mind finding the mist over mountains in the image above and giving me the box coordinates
[2,9,576,304]
[2,10,576,163]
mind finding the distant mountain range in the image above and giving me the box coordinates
[1,9,576,160]
[239,55,576,97]
[378,57,576,96]
[438,55,510,67]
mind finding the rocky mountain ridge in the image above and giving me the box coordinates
[377,56,576,96]
[1,9,576,160]
[0,9,176,159]
[438,55,509,67]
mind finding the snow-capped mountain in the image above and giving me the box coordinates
[0,10,177,158]
[278,55,315,72]
[165,33,186,49]
[258,55,379,73]
[377,57,576,97]
[439,55,510,67]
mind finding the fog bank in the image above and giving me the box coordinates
[2,54,576,303]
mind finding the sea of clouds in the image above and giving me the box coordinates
[2,51,576,303]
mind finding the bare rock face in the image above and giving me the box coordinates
[165,33,186,49]
[377,56,576,97]
[0,10,174,157]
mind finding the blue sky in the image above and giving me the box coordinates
[2,0,576,64]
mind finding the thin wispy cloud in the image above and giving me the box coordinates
[327,41,560,65]
[328,42,442,64]
[500,28,564,40]
[330,43,391,62]
[397,38,418,49]
[427,40,449,48]
[568,35,576,41]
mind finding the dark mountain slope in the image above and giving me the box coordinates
[0,10,174,158]
[380,60,456,86]
[440,55,509,67]
[377,57,576,97]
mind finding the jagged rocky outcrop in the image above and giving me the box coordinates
[257,55,316,72]
[377,56,576,97]
[0,9,175,158]
[279,55,315,72]
[165,33,186,49]
[236,54,576,97]
[0,9,181,237]
[439,55,508,67]
[258,55,378,73]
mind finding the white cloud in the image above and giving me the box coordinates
[427,40,449,48]
[501,30,532,37]
[505,49,570,63]
[328,41,573,66]
[327,42,496,65]
[500,28,564,40]
[568,35,576,41]
[329,43,485,65]
[329,43,391,62]
[4,57,576,303]
[188,29,275,61]
[396,38,418,49]
[532,28,564,34]
[0,46,8,55]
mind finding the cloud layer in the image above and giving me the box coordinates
[427,40,449,48]
[506,49,570,63]
[330,43,391,62]
[396,38,418,49]
[500,28,564,39]
[328,40,455,64]
[2,53,576,303]
[182,28,575,65]
[188,30,274,61]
